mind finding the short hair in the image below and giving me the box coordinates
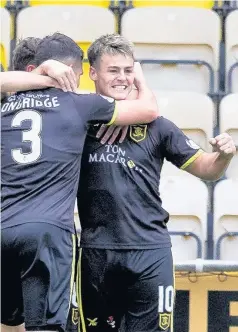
[12,37,41,71]
[34,32,84,67]
[87,34,134,67]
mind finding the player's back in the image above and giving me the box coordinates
[1,88,86,233]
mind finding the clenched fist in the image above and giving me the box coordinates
[209,133,236,157]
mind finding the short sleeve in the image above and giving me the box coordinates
[161,118,204,169]
[71,92,117,125]
[89,94,118,125]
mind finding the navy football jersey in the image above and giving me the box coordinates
[77,117,204,249]
[1,88,116,232]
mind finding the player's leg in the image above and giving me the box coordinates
[1,228,25,332]
[77,248,124,332]
[124,248,175,332]
[17,223,76,332]
[65,229,80,332]
[65,283,79,332]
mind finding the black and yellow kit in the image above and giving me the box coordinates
[76,117,203,331]
[1,89,116,330]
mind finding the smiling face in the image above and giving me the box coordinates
[89,53,135,100]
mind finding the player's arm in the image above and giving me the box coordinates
[0,71,58,94]
[185,133,236,181]
[113,62,158,124]
[87,89,158,126]
[96,88,138,144]
[113,93,158,125]
[161,117,204,171]
[0,60,77,95]
[161,119,236,181]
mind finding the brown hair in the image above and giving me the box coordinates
[88,34,134,67]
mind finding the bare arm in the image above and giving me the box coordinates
[113,63,159,125]
[114,88,158,125]
[96,88,139,144]
[185,133,236,180]
[0,71,57,93]
[0,60,77,97]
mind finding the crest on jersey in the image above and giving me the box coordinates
[186,139,200,150]
[159,313,171,331]
[130,125,147,142]
[72,308,79,325]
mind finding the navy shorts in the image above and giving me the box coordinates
[1,223,76,331]
[77,247,174,332]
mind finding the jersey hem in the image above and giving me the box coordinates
[1,219,75,233]
[79,243,172,250]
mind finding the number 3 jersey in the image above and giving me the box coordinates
[1,88,116,232]
[77,117,204,249]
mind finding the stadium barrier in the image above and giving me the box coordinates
[174,259,238,332]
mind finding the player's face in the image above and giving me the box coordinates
[90,53,135,100]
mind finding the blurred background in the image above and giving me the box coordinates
[1,1,238,331]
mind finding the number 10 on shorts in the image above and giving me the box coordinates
[158,285,174,313]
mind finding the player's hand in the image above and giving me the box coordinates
[127,87,139,100]
[209,133,236,158]
[42,77,61,89]
[39,60,77,92]
[133,62,146,89]
[96,124,129,144]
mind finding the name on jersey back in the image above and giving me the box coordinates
[1,94,60,113]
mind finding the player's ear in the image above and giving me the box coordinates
[89,66,97,81]
[26,64,36,72]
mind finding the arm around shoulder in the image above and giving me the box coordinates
[112,62,159,125]
[113,88,159,126]
[0,71,57,93]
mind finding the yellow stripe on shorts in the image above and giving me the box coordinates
[76,248,86,332]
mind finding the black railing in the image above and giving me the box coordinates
[215,232,238,259]
[227,62,238,93]
[137,59,216,97]
[169,231,202,258]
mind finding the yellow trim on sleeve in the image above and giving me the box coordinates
[106,102,118,126]
[180,149,204,170]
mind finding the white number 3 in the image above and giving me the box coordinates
[11,110,42,164]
